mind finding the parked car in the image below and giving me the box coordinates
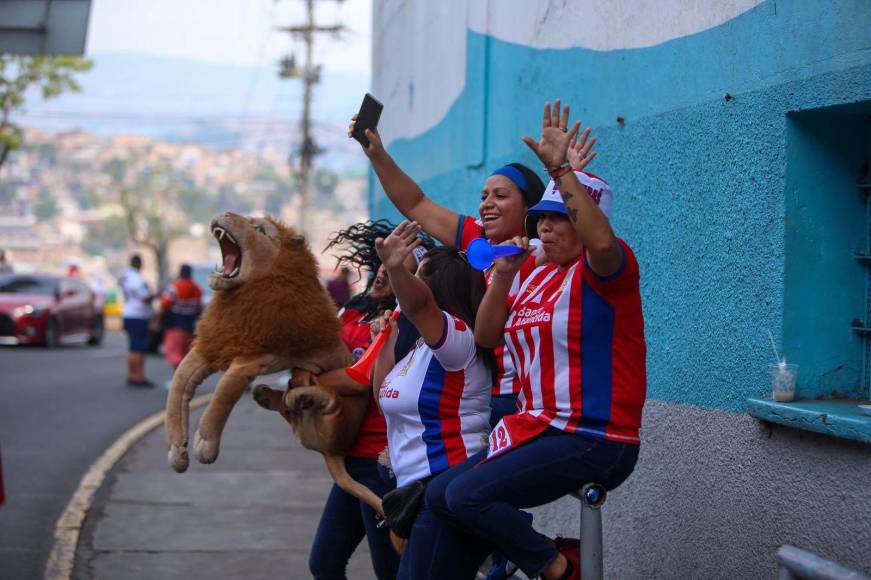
[0,274,104,347]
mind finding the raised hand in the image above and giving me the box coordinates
[521,99,581,170]
[375,220,423,271]
[348,114,385,159]
[369,309,397,340]
[567,127,597,172]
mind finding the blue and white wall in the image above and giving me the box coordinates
[371,1,871,577]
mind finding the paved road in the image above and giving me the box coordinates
[0,331,202,580]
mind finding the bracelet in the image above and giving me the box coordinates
[547,162,572,180]
[544,161,569,173]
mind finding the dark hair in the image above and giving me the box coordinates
[506,162,546,207]
[345,292,397,321]
[325,220,435,295]
[179,264,192,278]
[130,254,142,269]
[418,246,496,379]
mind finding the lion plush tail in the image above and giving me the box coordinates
[324,453,384,516]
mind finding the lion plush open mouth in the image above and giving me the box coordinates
[212,225,242,278]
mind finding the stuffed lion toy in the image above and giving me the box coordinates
[164,211,381,513]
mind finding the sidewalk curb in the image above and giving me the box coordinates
[43,393,213,580]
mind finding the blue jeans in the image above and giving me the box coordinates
[488,393,519,429]
[397,500,489,580]
[309,456,399,580]
[426,428,639,579]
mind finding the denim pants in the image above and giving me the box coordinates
[426,428,639,579]
[488,393,519,429]
[397,500,489,580]
[309,456,399,580]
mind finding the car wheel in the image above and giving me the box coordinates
[43,318,60,348]
[87,315,104,346]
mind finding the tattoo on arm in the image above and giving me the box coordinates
[566,207,579,223]
[559,190,577,222]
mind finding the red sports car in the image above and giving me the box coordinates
[0,273,104,347]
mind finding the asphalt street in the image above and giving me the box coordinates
[0,331,204,580]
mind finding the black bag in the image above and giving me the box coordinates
[381,478,430,539]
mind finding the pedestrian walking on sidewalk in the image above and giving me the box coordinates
[120,254,157,388]
[160,264,203,386]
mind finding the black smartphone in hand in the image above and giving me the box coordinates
[352,93,384,148]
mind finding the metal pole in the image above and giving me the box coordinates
[277,0,344,238]
[579,483,606,580]
[297,0,314,236]
[776,545,870,580]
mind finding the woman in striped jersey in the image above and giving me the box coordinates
[370,220,496,580]
[350,114,594,430]
[426,101,647,580]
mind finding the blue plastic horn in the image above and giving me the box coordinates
[466,237,526,271]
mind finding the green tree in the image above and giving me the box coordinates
[106,157,191,287]
[0,55,93,171]
[81,214,129,256]
[33,188,57,221]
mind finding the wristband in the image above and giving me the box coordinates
[547,162,572,180]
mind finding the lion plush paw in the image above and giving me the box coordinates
[193,430,221,464]
[169,444,190,473]
[285,389,317,413]
[252,384,281,411]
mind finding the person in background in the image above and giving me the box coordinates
[327,265,353,308]
[0,249,13,274]
[160,264,203,387]
[120,254,157,388]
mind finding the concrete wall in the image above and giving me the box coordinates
[371,1,871,576]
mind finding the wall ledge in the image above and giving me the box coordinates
[747,398,871,444]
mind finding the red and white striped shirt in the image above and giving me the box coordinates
[457,214,537,396]
[504,239,646,444]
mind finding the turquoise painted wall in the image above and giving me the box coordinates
[372,0,871,412]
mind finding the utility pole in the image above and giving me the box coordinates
[277,0,345,237]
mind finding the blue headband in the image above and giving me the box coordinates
[490,166,527,195]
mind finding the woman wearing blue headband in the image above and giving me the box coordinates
[349,116,599,433]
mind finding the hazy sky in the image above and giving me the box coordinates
[86,0,371,74]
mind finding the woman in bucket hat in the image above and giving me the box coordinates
[426,100,647,580]
[349,112,596,431]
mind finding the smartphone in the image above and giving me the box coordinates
[352,93,384,148]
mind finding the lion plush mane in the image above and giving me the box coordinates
[194,218,341,370]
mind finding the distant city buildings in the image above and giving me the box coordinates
[0,126,369,289]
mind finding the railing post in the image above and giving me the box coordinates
[579,483,607,580]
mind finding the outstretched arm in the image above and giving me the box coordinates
[349,117,460,245]
[375,221,445,346]
[522,100,621,277]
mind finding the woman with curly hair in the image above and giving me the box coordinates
[307,220,433,580]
